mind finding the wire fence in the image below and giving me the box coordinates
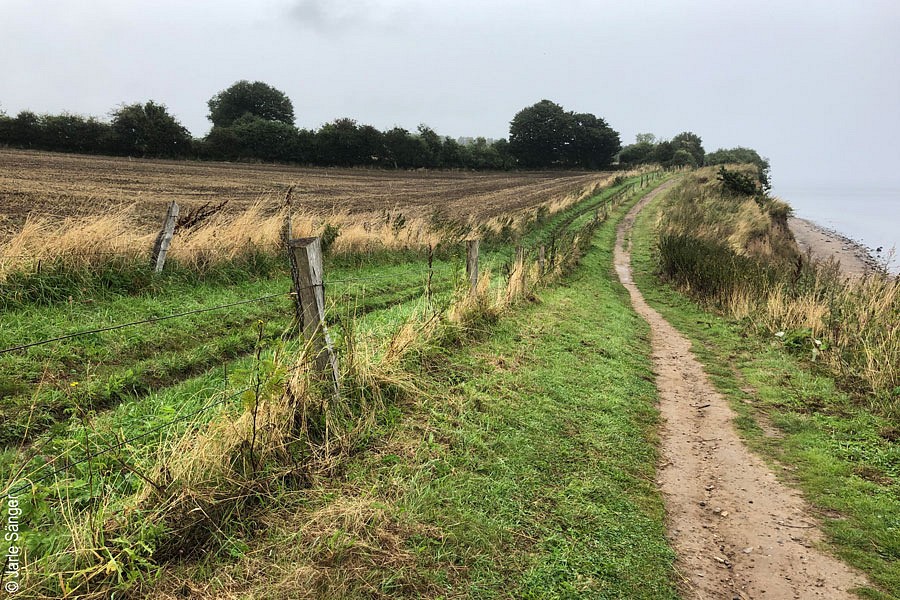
[0,265,452,357]
[3,383,256,497]
[0,292,293,355]
[0,270,450,497]
[0,174,662,502]
[0,269,451,497]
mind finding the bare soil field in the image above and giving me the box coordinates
[0,148,608,235]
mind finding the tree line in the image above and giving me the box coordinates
[617,132,771,187]
[0,80,767,175]
[0,81,622,170]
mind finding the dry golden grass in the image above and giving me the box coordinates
[658,166,798,264]
[0,148,623,276]
[657,168,899,409]
[761,271,899,404]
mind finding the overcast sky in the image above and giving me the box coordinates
[1,0,898,191]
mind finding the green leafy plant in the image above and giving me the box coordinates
[320,222,341,254]
[716,165,758,196]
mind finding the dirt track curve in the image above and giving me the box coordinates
[614,183,868,599]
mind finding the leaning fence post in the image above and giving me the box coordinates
[426,244,434,306]
[288,236,340,398]
[150,201,179,273]
[466,239,479,294]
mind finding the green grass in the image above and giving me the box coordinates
[150,177,679,599]
[0,177,652,448]
[630,190,900,599]
[2,175,677,598]
[0,260,458,445]
[395,196,676,598]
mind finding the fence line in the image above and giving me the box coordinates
[0,250,138,260]
[3,384,257,497]
[2,262,449,494]
[0,267,454,357]
[0,292,292,356]
[1,175,660,496]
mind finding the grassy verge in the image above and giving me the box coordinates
[0,175,655,446]
[0,260,457,445]
[148,178,678,599]
[3,175,674,598]
[630,190,899,599]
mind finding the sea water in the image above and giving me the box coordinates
[774,185,900,274]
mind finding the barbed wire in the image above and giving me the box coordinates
[0,179,650,498]
[0,184,633,357]
[0,268,452,356]
[0,250,139,260]
[3,384,255,497]
[0,293,292,356]
[2,267,489,497]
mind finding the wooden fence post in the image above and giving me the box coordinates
[515,245,526,291]
[150,201,179,273]
[426,244,434,306]
[538,245,546,276]
[288,236,340,397]
[466,239,479,294]
[281,187,294,252]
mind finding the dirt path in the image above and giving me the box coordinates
[614,183,868,599]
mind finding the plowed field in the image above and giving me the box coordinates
[0,148,608,235]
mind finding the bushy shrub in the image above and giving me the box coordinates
[716,166,758,196]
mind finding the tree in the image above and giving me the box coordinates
[618,142,655,166]
[228,115,300,162]
[207,80,295,128]
[635,133,656,144]
[316,118,383,166]
[670,148,697,168]
[440,136,464,168]
[0,113,11,145]
[490,138,515,170]
[509,100,620,169]
[706,146,771,190]
[417,124,443,167]
[7,111,40,147]
[40,114,113,154]
[508,100,574,168]
[111,101,192,157]
[201,125,241,161]
[652,140,675,165]
[465,137,506,170]
[566,112,620,169]
[671,131,704,167]
[382,127,427,168]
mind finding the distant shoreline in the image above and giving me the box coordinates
[787,216,885,276]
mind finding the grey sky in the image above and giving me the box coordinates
[1,0,898,191]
